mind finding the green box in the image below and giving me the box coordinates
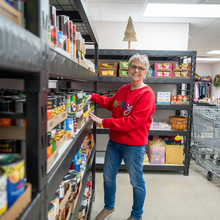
[119,61,129,70]
[119,69,128,77]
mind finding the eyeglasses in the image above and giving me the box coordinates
[130,65,146,72]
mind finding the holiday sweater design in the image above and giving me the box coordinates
[91,83,155,145]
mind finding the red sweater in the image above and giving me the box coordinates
[91,83,155,145]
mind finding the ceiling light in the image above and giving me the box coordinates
[207,50,220,55]
[143,4,220,18]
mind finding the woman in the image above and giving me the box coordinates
[87,54,155,220]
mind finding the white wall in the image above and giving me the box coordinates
[195,63,212,76]
[93,22,189,50]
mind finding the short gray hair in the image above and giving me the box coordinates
[128,54,150,71]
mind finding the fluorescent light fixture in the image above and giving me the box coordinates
[206,50,220,55]
[143,4,220,18]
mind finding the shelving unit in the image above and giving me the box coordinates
[0,0,98,219]
[86,49,196,176]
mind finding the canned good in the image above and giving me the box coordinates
[0,154,25,208]
[65,116,74,139]
[15,99,26,126]
[0,100,13,126]
[48,203,55,220]
[0,168,7,216]
[63,174,77,192]
[51,194,59,220]
[59,181,65,203]
[47,132,52,159]
[0,140,16,154]
[68,170,80,184]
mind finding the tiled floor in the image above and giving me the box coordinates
[91,161,220,220]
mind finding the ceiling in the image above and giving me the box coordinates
[87,0,220,61]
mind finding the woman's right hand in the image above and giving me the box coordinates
[86,94,92,102]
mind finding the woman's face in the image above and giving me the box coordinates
[128,59,146,83]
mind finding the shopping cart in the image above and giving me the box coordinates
[192,106,220,180]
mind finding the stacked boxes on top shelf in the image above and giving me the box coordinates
[119,60,129,77]
[152,63,173,78]
[172,63,191,78]
[48,5,95,72]
[98,61,117,76]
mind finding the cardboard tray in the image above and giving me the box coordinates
[0,126,26,140]
[1,183,32,220]
[47,134,67,173]
[58,183,72,220]
[0,0,22,26]
[47,110,67,132]
[171,102,189,105]
[77,58,88,69]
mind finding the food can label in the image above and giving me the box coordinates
[0,174,7,216]
[51,197,59,220]
[48,209,55,220]
[3,160,25,208]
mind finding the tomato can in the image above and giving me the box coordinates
[0,154,25,208]
[48,203,55,220]
[0,168,7,216]
[51,194,59,220]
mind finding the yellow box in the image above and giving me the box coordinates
[165,144,183,165]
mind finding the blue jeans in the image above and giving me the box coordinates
[103,139,146,220]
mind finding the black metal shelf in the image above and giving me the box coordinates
[46,119,94,206]
[85,189,95,220]
[86,49,196,61]
[0,112,26,119]
[71,144,96,220]
[96,128,189,136]
[97,76,192,84]
[96,163,186,172]
[48,48,98,81]
[0,15,45,75]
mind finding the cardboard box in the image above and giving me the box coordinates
[76,120,84,130]
[119,60,129,70]
[119,69,129,77]
[84,114,89,123]
[76,40,86,54]
[58,183,72,220]
[65,205,71,220]
[56,134,67,151]
[47,145,59,172]
[88,67,94,72]
[0,0,22,26]
[1,183,31,220]
[166,144,183,165]
[0,126,26,140]
[47,110,67,132]
[69,180,82,213]
[98,61,117,77]
[76,103,83,112]
[77,58,88,69]
[70,55,77,63]
[156,92,164,105]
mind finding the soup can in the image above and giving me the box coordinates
[51,194,59,220]
[48,203,55,220]
[0,168,7,216]
[0,154,25,208]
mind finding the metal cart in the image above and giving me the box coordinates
[192,106,220,180]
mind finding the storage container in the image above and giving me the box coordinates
[169,116,187,130]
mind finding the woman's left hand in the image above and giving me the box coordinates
[89,112,103,125]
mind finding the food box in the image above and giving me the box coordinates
[77,58,88,69]
[47,110,67,132]
[98,61,117,77]
[152,63,173,78]
[119,69,128,77]
[119,61,129,70]
[0,0,22,26]
[76,40,86,54]
[1,183,31,220]
[165,144,183,165]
